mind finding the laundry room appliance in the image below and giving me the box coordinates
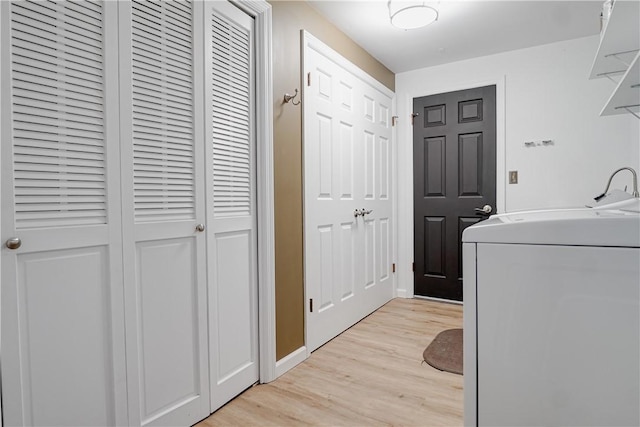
[462,199,640,426]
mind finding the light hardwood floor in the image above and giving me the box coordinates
[197,298,463,426]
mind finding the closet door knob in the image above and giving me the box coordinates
[6,237,21,250]
[195,224,205,232]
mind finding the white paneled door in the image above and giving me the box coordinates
[303,32,395,352]
[118,1,211,425]
[205,1,259,413]
[0,2,128,425]
[1,1,260,426]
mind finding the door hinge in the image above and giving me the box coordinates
[391,116,398,127]
[412,262,415,272]
[309,298,313,312]
[307,72,311,86]
[411,112,419,125]
[392,263,396,273]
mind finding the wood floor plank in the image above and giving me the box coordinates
[196,298,463,426]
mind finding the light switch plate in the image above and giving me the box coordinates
[509,170,518,184]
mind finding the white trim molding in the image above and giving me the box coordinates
[233,0,276,384]
[274,346,308,378]
[395,76,506,299]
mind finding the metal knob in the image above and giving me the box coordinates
[362,209,373,215]
[6,237,21,250]
[474,204,493,215]
[195,224,205,232]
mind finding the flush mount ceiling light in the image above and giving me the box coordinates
[388,1,439,30]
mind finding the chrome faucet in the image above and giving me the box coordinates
[594,167,640,201]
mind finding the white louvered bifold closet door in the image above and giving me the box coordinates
[118,1,210,426]
[0,1,128,426]
[205,1,259,412]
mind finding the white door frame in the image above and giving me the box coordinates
[395,76,506,298]
[232,0,277,383]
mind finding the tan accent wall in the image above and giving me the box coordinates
[270,0,394,360]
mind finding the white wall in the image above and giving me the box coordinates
[395,35,640,298]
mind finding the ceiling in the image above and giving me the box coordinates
[305,0,602,73]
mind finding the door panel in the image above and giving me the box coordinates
[205,0,259,412]
[16,248,116,426]
[1,2,128,425]
[135,238,201,420]
[303,33,394,353]
[119,1,210,425]
[413,86,496,301]
[214,231,254,379]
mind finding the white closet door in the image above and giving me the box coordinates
[118,1,210,425]
[205,1,259,412]
[0,1,128,425]
[303,33,394,352]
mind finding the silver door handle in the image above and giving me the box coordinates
[474,205,492,214]
[6,237,21,250]
[354,209,373,217]
[195,224,205,232]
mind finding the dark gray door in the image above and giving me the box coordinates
[413,85,496,301]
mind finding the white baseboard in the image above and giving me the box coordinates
[395,288,410,298]
[274,346,308,379]
[414,295,464,305]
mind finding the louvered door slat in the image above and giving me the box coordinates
[134,82,189,104]
[133,73,190,94]
[131,50,191,78]
[14,139,105,154]
[133,145,192,159]
[211,12,253,218]
[131,29,191,61]
[132,117,192,134]
[11,23,103,59]
[14,130,103,147]
[13,91,104,116]
[13,111,105,133]
[132,16,191,46]
[131,121,193,139]
[12,56,103,85]
[13,3,104,40]
[10,22,103,57]
[134,153,193,164]
[132,14,192,43]
[17,187,106,197]
[13,105,104,126]
[131,0,195,223]
[15,0,103,28]
[213,124,249,139]
[133,133,192,148]
[211,70,250,93]
[132,80,191,104]
[64,1,103,21]
[135,184,193,192]
[133,94,191,117]
[10,0,107,229]
[213,147,249,161]
[210,93,249,112]
[13,83,103,108]
[11,50,102,78]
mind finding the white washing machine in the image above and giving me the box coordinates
[462,199,640,427]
